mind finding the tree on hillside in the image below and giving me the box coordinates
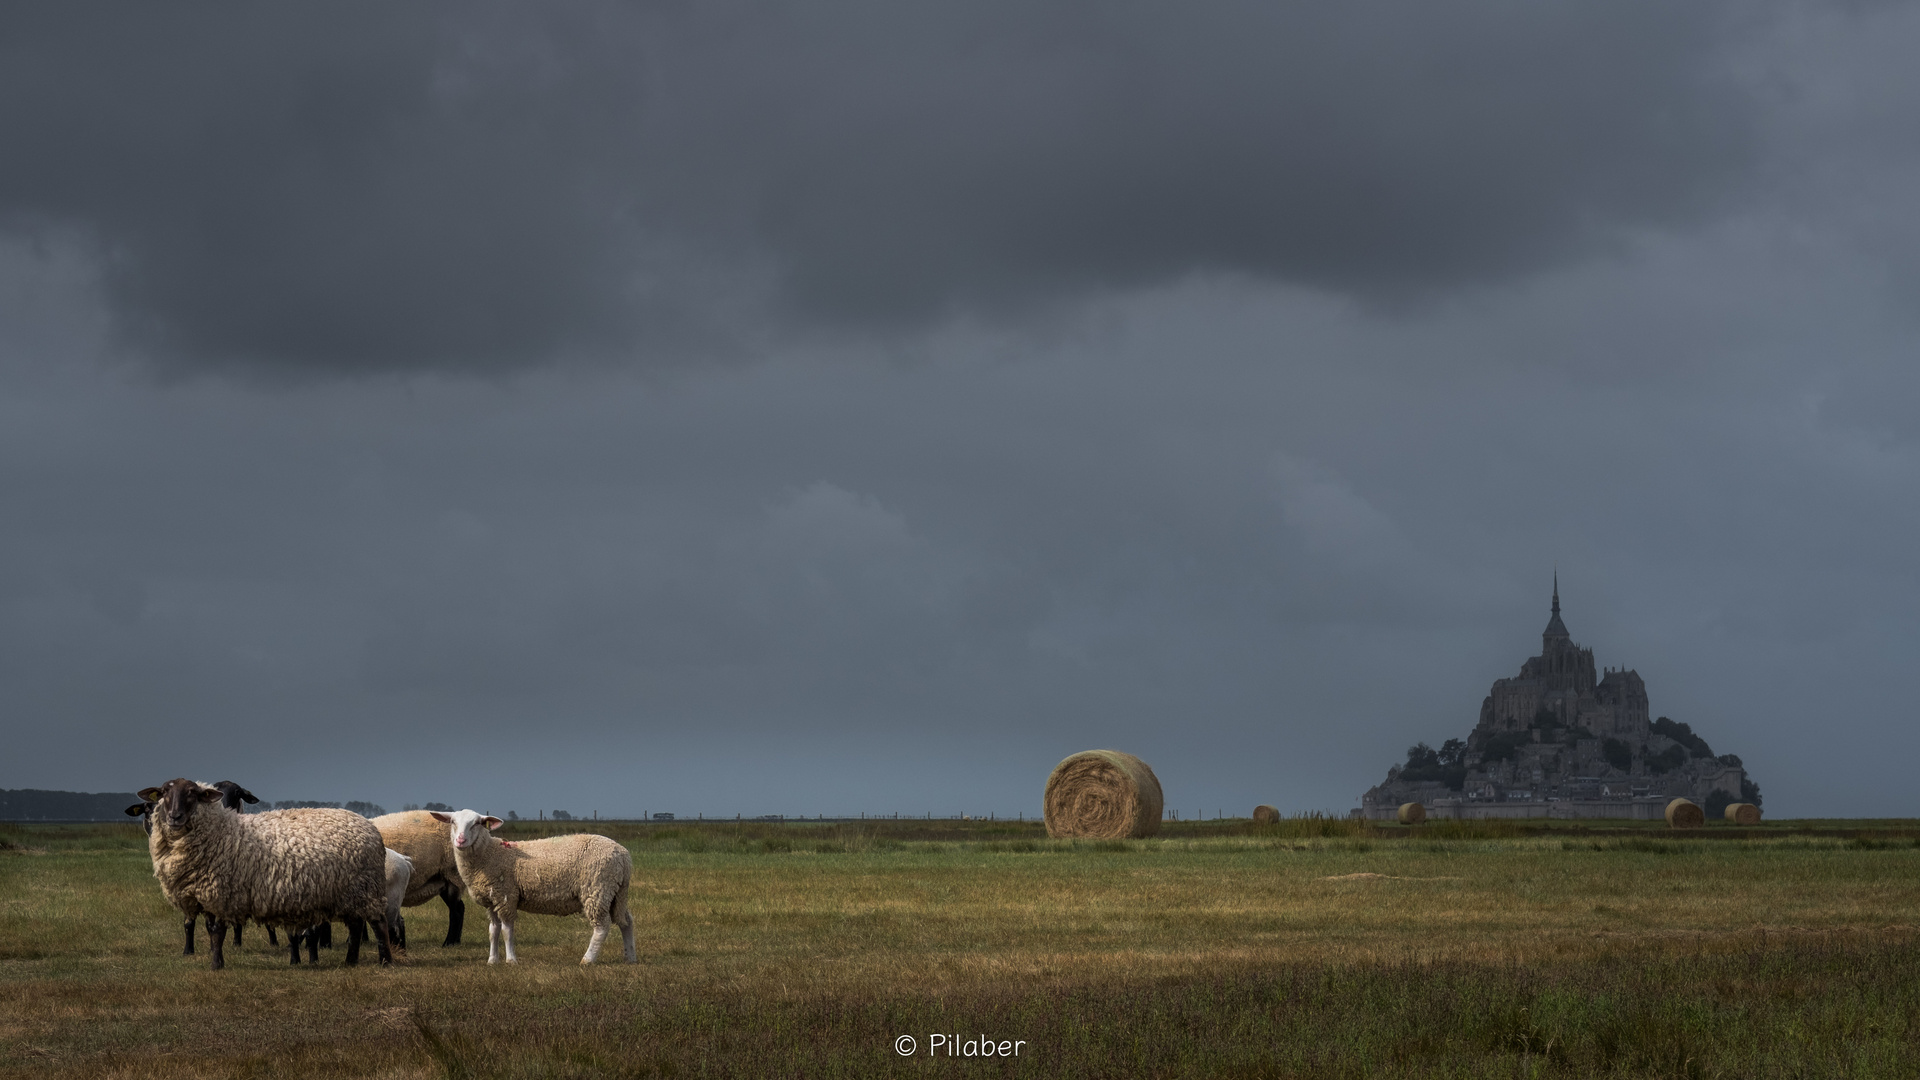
[1601,738,1632,772]
[1652,717,1714,758]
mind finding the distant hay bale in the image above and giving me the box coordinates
[1665,798,1704,828]
[1252,805,1280,824]
[1043,750,1164,839]
[1724,802,1761,826]
[1397,802,1427,825]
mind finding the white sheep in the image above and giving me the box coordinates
[371,810,469,945]
[383,847,413,947]
[142,778,396,970]
[430,810,635,964]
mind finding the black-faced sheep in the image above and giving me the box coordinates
[125,779,274,954]
[141,778,395,970]
[430,810,635,964]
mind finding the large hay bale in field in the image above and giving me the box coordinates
[1252,805,1280,824]
[1665,798,1704,828]
[1043,750,1163,839]
[1724,802,1761,826]
[1397,802,1427,825]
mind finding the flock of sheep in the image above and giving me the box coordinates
[128,778,636,970]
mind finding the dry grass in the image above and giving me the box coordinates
[4,819,1920,1077]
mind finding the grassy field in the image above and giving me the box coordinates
[3,817,1918,1078]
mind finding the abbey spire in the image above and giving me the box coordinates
[1542,572,1569,644]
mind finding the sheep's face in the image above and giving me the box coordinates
[125,799,156,834]
[430,809,504,852]
[147,778,224,833]
[211,781,259,811]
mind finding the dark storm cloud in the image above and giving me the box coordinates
[0,2,1755,373]
[4,1,1915,822]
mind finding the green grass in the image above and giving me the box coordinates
[4,819,1919,1077]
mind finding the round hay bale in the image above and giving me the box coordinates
[1665,798,1704,829]
[1397,802,1427,825]
[1043,750,1163,839]
[1724,802,1761,826]
[1252,805,1280,824]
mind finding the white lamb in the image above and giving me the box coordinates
[383,847,413,945]
[429,810,636,964]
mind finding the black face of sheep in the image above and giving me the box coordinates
[211,781,259,812]
[150,778,225,830]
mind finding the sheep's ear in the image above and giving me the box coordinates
[482,816,504,830]
[125,803,150,817]
[237,788,259,804]
[197,786,226,802]
[137,787,162,802]
[428,812,454,823]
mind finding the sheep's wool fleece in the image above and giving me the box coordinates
[457,833,631,917]
[373,811,464,907]
[151,806,388,926]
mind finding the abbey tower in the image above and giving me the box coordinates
[1478,576,1648,741]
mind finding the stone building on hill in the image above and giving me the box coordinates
[1359,579,1760,820]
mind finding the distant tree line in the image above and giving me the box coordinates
[0,788,138,821]
[262,799,387,817]
[0,789,395,821]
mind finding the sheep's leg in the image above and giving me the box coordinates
[267,923,279,946]
[371,915,394,966]
[393,912,408,951]
[343,915,365,966]
[208,918,227,971]
[616,887,637,963]
[500,910,519,964]
[289,927,303,965]
[319,921,334,948]
[233,919,243,949]
[583,904,610,965]
[483,907,506,957]
[441,882,465,946]
[305,925,319,963]
[182,914,196,956]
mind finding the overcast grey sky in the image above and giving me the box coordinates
[2,2,1916,818]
